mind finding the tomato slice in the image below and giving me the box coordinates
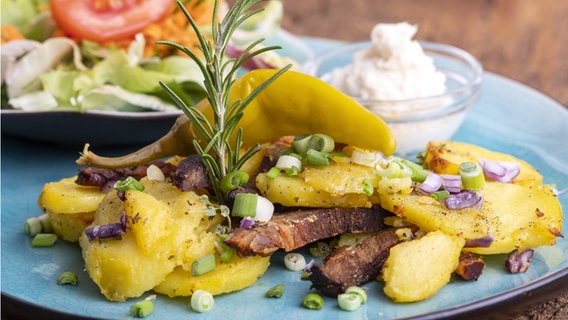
[50,0,176,43]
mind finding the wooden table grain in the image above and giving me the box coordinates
[281,0,568,108]
[281,0,568,319]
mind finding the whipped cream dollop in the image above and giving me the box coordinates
[330,22,446,102]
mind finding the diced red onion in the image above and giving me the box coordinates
[239,217,255,230]
[464,235,494,248]
[85,213,128,241]
[441,174,462,193]
[419,172,443,194]
[305,259,315,272]
[226,45,275,70]
[445,190,484,210]
[85,223,125,241]
[505,249,534,273]
[479,158,520,183]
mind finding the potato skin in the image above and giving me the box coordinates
[382,231,465,302]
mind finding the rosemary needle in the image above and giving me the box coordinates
[158,0,291,203]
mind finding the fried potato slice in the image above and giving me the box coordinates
[378,181,562,254]
[37,177,105,242]
[382,231,465,302]
[423,141,542,187]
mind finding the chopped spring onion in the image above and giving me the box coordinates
[191,253,216,276]
[57,271,78,286]
[479,158,521,183]
[146,164,165,181]
[445,190,484,210]
[285,166,301,177]
[441,174,462,193]
[215,236,236,263]
[304,149,330,166]
[24,217,42,237]
[265,284,285,298]
[255,195,274,222]
[25,214,53,237]
[351,148,382,167]
[376,160,412,179]
[302,293,324,310]
[277,147,297,157]
[345,286,367,304]
[309,241,331,258]
[362,178,374,196]
[291,135,312,155]
[31,233,57,247]
[337,292,362,311]
[399,158,429,182]
[418,172,443,194]
[308,134,335,153]
[191,290,214,313]
[220,170,249,193]
[430,190,450,201]
[266,167,281,179]
[114,176,144,191]
[232,193,258,218]
[232,193,274,222]
[459,162,486,190]
[130,300,154,318]
[284,252,307,271]
[26,216,44,235]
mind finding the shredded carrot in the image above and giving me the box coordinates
[108,0,218,57]
[1,25,25,44]
[140,0,218,57]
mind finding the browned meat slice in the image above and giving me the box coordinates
[171,154,211,191]
[308,228,400,296]
[455,252,485,281]
[224,207,386,257]
[76,159,176,191]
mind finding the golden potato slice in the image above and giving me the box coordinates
[378,181,562,254]
[79,191,176,302]
[256,173,374,208]
[382,231,465,302]
[80,179,270,302]
[423,141,542,187]
[38,177,105,242]
[154,255,270,297]
[302,161,379,196]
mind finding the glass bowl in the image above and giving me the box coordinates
[301,41,483,156]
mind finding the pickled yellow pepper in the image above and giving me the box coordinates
[77,69,396,168]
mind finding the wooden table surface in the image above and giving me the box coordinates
[281,0,568,108]
[281,0,568,319]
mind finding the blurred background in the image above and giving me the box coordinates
[281,0,568,107]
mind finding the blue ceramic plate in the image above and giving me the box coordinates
[2,38,567,320]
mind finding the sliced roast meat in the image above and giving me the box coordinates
[307,227,400,296]
[224,207,386,257]
[455,252,485,281]
[171,154,212,191]
[76,160,176,191]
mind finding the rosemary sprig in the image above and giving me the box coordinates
[158,0,291,203]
